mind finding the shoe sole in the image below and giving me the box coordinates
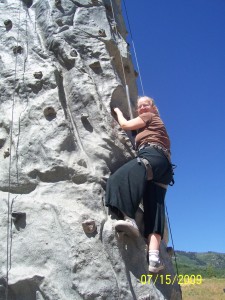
[149,265,165,273]
[115,222,140,238]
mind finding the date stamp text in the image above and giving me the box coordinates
[140,274,203,285]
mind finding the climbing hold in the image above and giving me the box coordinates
[4,148,10,159]
[55,0,61,7]
[22,0,33,8]
[11,212,26,222]
[27,80,43,94]
[92,0,99,5]
[81,113,89,119]
[56,19,63,27]
[118,131,131,144]
[33,71,43,79]
[118,131,127,138]
[0,128,6,149]
[56,25,69,34]
[77,159,87,168]
[13,46,23,55]
[0,137,6,149]
[70,49,78,58]
[43,107,57,119]
[89,61,102,74]
[89,61,100,68]
[4,19,12,30]
[82,220,97,234]
[98,29,106,37]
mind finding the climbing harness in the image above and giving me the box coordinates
[137,157,153,180]
[139,142,171,161]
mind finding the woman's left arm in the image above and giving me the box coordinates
[114,108,146,130]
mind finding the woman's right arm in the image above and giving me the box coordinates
[114,108,147,131]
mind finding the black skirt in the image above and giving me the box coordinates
[105,146,173,237]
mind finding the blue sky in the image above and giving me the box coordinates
[122,0,225,253]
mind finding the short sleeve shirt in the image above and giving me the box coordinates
[135,112,171,151]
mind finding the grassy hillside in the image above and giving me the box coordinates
[173,251,225,278]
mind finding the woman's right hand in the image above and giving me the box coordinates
[114,107,122,115]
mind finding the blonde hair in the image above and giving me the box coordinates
[137,96,159,115]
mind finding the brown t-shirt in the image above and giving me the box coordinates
[135,112,171,151]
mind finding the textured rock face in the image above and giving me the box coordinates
[0,1,181,299]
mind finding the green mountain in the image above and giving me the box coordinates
[172,251,225,278]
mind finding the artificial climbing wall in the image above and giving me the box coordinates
[0,0,181,299]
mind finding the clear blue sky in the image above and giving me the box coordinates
[122,0,225,253]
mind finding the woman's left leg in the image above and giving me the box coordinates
[105,158,147,219]
[143,181,167,272]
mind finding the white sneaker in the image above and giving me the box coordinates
[114,219,140,238]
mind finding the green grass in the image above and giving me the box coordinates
[181,278,225,300]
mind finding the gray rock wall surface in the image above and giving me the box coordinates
[0,0,181,299]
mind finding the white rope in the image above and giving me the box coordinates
[109,0,127,87]
[122,0,145,96]
[131,39,145,96]
[109,0,134,120]
[5,2,22,299]
[125,84,133,118]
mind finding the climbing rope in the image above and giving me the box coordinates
[16,5,30,183]
[166,205,179,276]
[109,0,133,119]
[110,0,127,86]
[5,1,22,299]
[122,0,145,96]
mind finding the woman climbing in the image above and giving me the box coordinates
[105,96,174,273]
